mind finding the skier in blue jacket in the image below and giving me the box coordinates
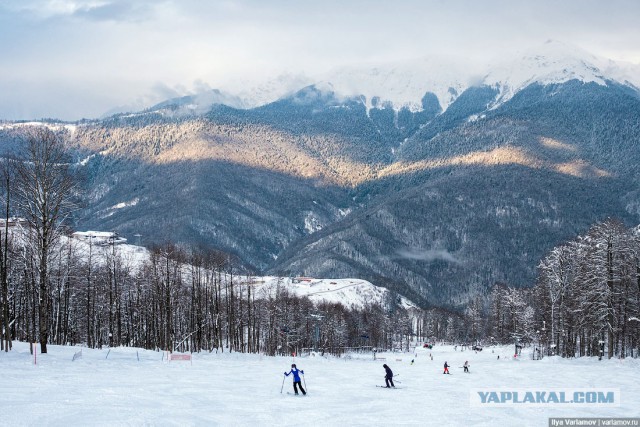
[284,364,306,395]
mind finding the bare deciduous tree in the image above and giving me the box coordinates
[15,127,76,354]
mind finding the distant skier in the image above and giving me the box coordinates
[443,361,450,374]
[284,364,306,395]
[383,364,395,388]
[463,361,469,373]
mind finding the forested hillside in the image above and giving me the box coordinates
[1,77,639,310]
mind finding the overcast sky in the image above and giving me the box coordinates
[1,0,639,120]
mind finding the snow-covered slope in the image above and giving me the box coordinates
[2,341,638,425]
[51,230,415,309]
[318,55,473,112]
[484,40,640,107]
[248,276,416,310]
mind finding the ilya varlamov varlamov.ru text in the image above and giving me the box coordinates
[549,418,640,426]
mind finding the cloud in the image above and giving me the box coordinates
[72,1,157,23]
[1,0,160,22]
[1,0,639,119]
[394,248,461,264]
[150,82,184,101]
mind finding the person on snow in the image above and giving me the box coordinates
[443,361,450,374]
[463,361,470,373]
[383,364,395,388]
[284,364,306,395]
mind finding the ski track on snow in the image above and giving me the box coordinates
[1,342,638,426]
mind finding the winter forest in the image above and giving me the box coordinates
[0,127,639,361]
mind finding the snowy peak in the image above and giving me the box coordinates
[489,40,607,84]
[148,89,244,115]
[484,40,623,105]
[232,72,315,109]
[236,41,638,114]
[140,41,640,117]
[278,82,342,107]
[317,56,474,113]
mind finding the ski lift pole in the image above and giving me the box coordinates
[280,374,286,394]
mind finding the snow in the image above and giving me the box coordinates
[483,40,628,108]
[65,228,411,310]
[42,229,409,310]
[77,153,96,166]
[318,56,472,113]
[221,40,640,115]
[4,43,638,128]
[109,198,139,210]
[0,122,76,133]
[73,231,119,238]
[303,212,323,234]
[230,72,315,109]
[245,276,416,310]
[95,198,140,218]
[54,234,149,273]
[1,342,637,426]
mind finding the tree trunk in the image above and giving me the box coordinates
[39,245,49,354]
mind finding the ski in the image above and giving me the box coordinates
[286,392,308,396]
[376,385,404,389]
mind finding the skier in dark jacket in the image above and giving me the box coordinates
[383,364,395,388]
[284,364,306,395]
[443,361,450,374]
[463,360,470,373]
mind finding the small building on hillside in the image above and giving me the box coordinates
[72,231,127,246]
[292,277,314,284]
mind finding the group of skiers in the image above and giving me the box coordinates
[443,360,470,374]
[283,358,471,394]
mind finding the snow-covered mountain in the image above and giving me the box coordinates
[146,89,244,115]
[317,55,473,113]
[484,40,640,108]
[6,40,639,310]
[136,41,640,119]
[210,40,639,114]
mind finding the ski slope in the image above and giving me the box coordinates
[1,342,638,426]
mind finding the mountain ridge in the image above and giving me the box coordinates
[2,43,639,309]
[142,41,640,120]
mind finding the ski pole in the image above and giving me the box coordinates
[303,373,307,391]
[280,374,286,394]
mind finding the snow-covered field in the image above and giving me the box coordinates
[1,342,638,426]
